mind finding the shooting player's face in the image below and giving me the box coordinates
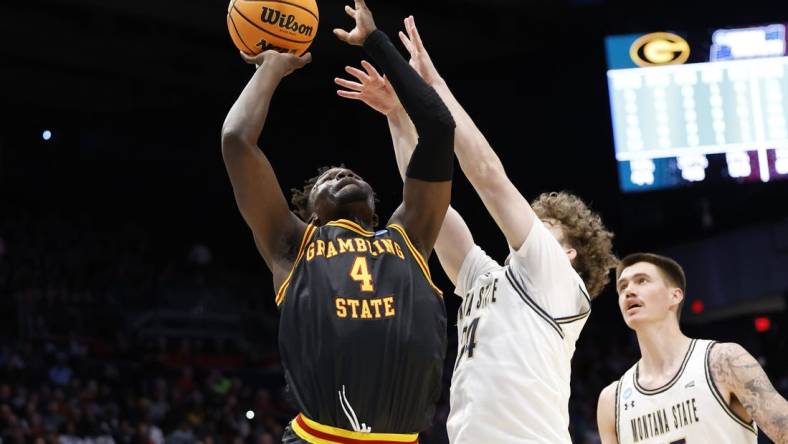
[309,168,375,223]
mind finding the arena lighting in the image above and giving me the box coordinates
[42,130,52,141]
[246,410,255,420]
[754,317,771,333]
[690,299,704,314]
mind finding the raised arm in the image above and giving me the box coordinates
[220,51,310,279]
[336,61,472,284]
[334,1,456,259]
[596,382,620,444]
[398,17,536,250]
[709,342,788,443]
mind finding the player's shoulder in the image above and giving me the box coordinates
[597,380,619,421]
[598,380,619,405]
[708,341,747,355]
[463,245,502,272]
[707,341,751,371]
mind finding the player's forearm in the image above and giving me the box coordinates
[363,31,455,179]
[386,106,418,181]
[221,62,284,147]
[364,31,453,132]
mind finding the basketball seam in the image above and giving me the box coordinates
[241,0,319,22]
[229,13,256,54]
[233,4,314,44]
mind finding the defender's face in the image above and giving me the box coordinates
[309,168,374,220]
[616,262,678,328]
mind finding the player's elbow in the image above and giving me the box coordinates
[415,101,456,137]
[433,105,456,135]
[221,125,250,156]
[463,154,505,184]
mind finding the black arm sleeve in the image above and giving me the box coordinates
[363,30,455,182]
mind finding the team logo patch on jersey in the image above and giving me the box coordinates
[374,229,389,237]
[624,387,633,400]
[685,380,695,389]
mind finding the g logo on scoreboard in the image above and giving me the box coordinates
[629,32,690,67]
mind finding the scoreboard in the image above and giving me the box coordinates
[605,25,788,192]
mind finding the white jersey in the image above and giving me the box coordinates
[615,339,758,444]
[447,219,591,443]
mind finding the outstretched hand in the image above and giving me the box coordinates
[335,60,400,116]
[398,16,441,85]
[241,50,312,78]
[333,0,377,46]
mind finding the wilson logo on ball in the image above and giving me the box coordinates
[629,32,690,67]
[261,7,314,37]
[227,0,319,57]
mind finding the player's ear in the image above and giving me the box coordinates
[671,287,684,306]
[565,247,578,263]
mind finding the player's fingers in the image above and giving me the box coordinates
[354,0,366,9]
[344,5,356,17]
[404,16,415,40]
[360,60,381,79]
[334,77,364,91]
[333,28,351,43]
[398,31,414,54]
[337,90,363,100]
[345,65,370,82]
[405,16,418,44]
[299,52,313,64]
[409,16,425,49]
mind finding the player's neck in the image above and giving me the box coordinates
[635,320,691,377]
[320,204,375,230]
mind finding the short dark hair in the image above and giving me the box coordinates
[616,253,687,319]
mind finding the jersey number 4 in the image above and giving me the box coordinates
[350,257,374,292]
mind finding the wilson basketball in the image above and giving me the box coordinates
[227,0,319,56]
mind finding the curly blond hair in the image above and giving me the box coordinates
[531,191,617,298]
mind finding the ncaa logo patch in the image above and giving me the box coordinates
[623,387,633,400]
[629,32,690,67]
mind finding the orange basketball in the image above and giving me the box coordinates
[227,0,319,57]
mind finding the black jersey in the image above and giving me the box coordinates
[276,219,447,435]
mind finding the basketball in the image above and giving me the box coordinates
[227,0,319,56]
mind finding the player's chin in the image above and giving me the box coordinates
[622,310,647,328]
[335,186,371,204]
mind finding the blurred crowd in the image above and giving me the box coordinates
[0,336,293,444]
